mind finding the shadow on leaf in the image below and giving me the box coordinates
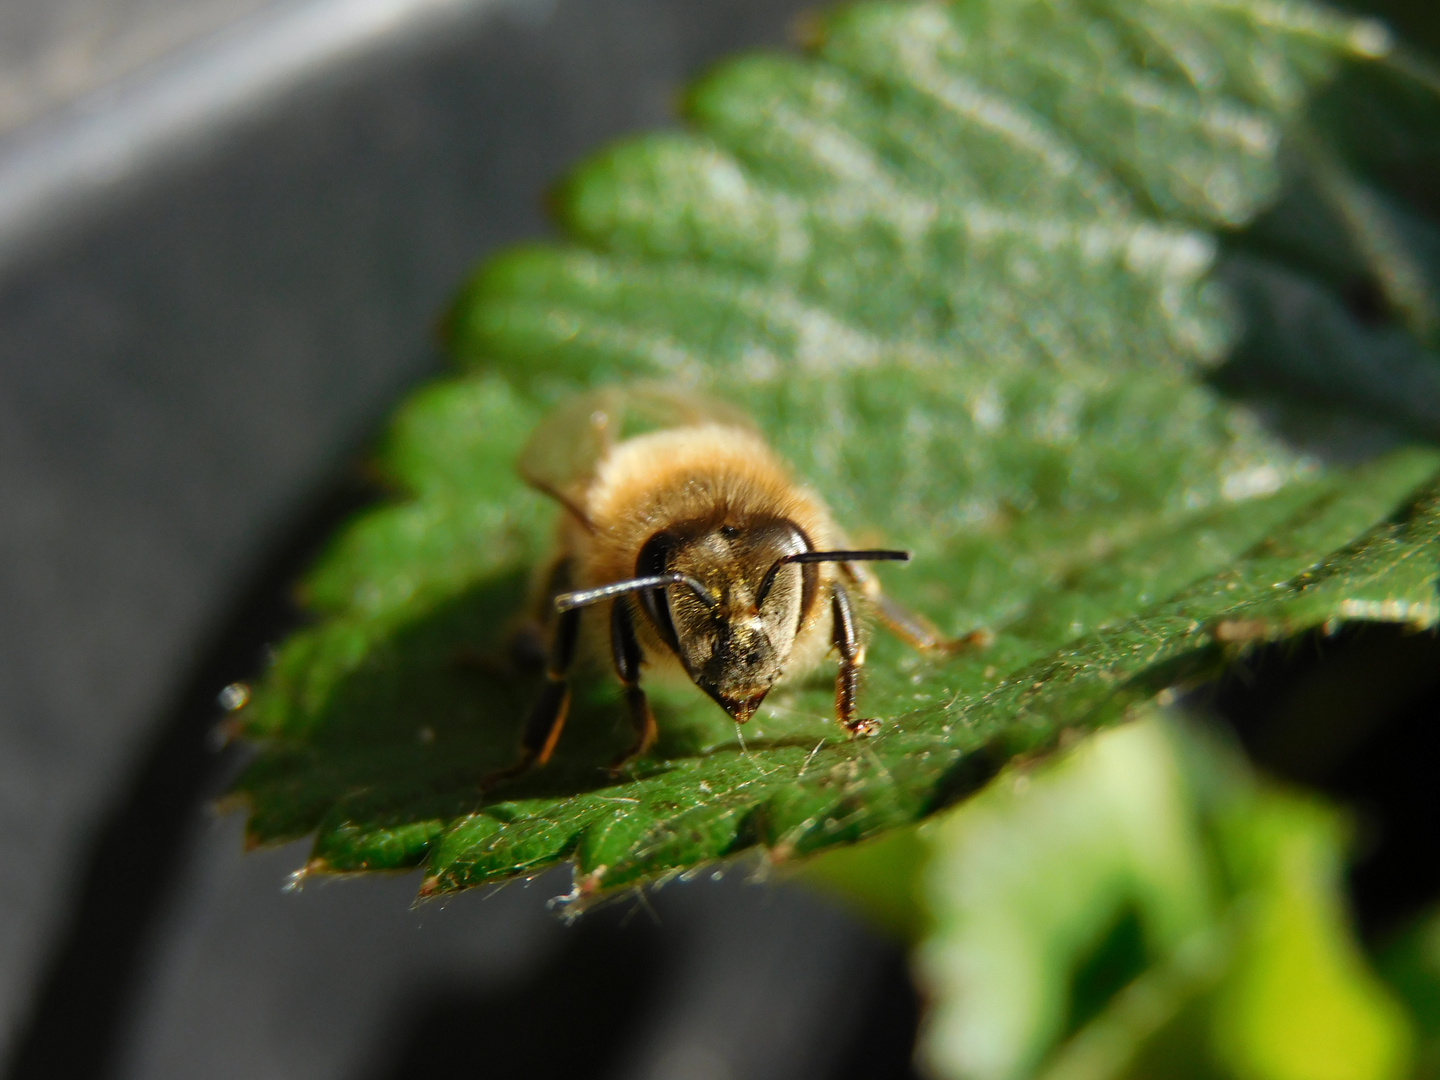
[234,569,771,866]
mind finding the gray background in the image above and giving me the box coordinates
[0,0,279,135]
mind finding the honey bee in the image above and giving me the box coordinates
[492,386,985,782]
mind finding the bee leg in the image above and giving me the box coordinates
[483,606,580,787]
[609,599,657,772]
[832,582,880,737]
[872,594,992,653]
[842,563,992,654]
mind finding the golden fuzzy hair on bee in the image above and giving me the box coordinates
[574,424,838,585]
[563,423,843,684]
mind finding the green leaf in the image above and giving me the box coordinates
[916,717,1216,1080]
[1208,795,1413,1080]
[230,0,1440,900]
[1375,906,1440,1078]
[914,713,1413,1080]
[1219,44,1440,440]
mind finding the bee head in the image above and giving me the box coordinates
[552,530,906,727]
[637,519,812,723]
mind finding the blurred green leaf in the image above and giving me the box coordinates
[1376,907,1440,1079]
[915,714,1413,1080]
[917,717,1215,1080]
[231,0,1440,901]
[1207,796,1413,1080]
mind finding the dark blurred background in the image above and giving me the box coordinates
[0,1,1437,1078]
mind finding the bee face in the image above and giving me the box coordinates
[637,518,814,722]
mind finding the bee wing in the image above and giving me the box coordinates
[518,384,755,515]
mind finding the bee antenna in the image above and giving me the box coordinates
[555,573,718,613]
[756,549,909,607]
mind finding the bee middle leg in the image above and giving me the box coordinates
[482,605,580,788]
[609,598,657,771]
[842,563,992,654]
[832,582,880,737]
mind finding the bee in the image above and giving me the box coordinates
[492,386,985,782]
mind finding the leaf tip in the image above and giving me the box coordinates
[789,9,826,50]
[576,864,610,897]
[1213,618,1274,644]
[212,790,248,818]
[1348,18,1393,59]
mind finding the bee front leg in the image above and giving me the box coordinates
[832,582,880,737]
[610,598,657,772]
[483,605,580,787]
